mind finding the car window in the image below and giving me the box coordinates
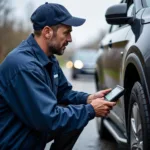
[145,0,150,7]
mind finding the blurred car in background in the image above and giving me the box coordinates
[95,0,150,149]
[66,49,97,79]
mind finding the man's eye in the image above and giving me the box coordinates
[64,31,68,34]
[64,32,69,35]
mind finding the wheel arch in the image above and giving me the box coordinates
[123,48,150,129]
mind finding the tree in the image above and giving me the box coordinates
[0,0,30,62]
[0,0,13,27]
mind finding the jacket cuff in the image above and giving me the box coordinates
[85,104,95,119]
[80,93,90,104]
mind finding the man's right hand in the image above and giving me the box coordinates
[90,98,116,117]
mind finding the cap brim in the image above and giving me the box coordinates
[62,16,86,27]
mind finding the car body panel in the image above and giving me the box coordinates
[95,0,150,145]
[100,26,130,133]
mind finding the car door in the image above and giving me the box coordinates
[101,0,135,132]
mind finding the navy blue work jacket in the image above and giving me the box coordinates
[0,34,95,149]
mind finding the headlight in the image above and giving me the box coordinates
[74,60,84,69]
[66,61,73,69]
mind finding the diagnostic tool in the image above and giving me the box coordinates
[105,85,125,102]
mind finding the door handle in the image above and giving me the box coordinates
[108,40,112,48]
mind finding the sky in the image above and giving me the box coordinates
[11,0,120,47]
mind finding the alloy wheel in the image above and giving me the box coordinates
[130,102,143,150]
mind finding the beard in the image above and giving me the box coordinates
[48,38,67,55]
[47,33,68,55]
[48,32,68,55]
[48,44,65,55]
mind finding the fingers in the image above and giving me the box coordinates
[96,98,116,107]
[94,89,112,98]
[101,101,115,117]
[98,106,112,117]
[104,101,116,107]
[101,88,112,94]
[104,105,112,111]
[91,98,116,117]
[100,97,105,101]
[96,98,116,106]
[97,110,110,117]
[103,110,110,117]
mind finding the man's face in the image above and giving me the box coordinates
[48,24,72,55]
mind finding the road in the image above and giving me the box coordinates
[45,68,117,150]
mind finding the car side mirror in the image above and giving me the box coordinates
[105,3,134,25]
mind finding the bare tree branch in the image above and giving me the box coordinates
[0,0,13,27]
[0,0,7,10]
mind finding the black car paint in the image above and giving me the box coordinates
[95,0,150,147]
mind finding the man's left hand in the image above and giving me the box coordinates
[87,88,112,104]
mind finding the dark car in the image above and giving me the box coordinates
[67,49,97,79]
[95,0,150,149]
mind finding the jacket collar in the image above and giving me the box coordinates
[26,34,51,66]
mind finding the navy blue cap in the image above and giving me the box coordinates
[31,2,86,30]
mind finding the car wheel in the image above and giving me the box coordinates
[128,82,150,150]
[71,73,77,79]
[96,117,112,139]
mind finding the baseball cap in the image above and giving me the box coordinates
[31,2,86,30]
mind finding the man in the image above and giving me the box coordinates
[0,2,116,150]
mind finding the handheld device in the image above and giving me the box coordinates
[104,85,125,102]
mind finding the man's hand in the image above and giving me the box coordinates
[87,89,111,104]
[90,98,116,117]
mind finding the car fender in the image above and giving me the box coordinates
[123,47,150,109]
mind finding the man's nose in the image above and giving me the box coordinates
[67,34,72,42]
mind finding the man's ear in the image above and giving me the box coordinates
[42,26,53,39]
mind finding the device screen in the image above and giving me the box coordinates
[105,87,122,101]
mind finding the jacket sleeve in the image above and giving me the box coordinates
[57,66,90,105]
[1,65,95,133]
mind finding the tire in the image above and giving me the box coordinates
[95,117,112,139]
[128,82,150,150]
[71,73,77,79]
[71,68,78,79]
